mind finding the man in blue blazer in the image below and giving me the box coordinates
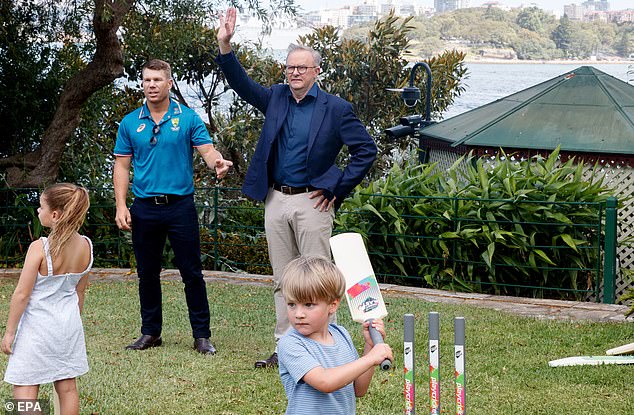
[217,7,377,368]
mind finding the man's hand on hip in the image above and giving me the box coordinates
[309,190,336,212]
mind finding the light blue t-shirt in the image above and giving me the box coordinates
[278,324,359,415]
[113,99,213,198]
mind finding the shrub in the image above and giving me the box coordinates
[336,149,614,299]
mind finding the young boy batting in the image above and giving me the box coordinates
[277,256,393,414]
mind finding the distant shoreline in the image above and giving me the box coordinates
[463,58,634,65]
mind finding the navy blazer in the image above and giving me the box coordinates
[216,51,377,209]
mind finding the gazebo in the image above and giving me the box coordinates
[419,66,634,300]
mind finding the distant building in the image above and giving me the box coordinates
[564,1,611,20]
[584,10,609,22]
[434,0,470,14]
[380,3,396,15]
[609,9,634,23]
[301,12,322,27]
[564,0,634,22]
[582,0,609,12]
[354,3,376,16]
[564,4,585,20]
[348,14,378,26]
[399,3,416,16]
[320,7,353,28]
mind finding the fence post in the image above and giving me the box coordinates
[602,197,617,304]
[452,197,458,278]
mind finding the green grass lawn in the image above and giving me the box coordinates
[0,278,632,414]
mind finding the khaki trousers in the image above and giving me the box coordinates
[264,188,336,344]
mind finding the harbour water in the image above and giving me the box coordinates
[443,62,634,119]
[261,48,633,120]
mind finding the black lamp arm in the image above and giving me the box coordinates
[409,62,432,124]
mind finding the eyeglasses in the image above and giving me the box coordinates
[285,65,318,75]
[150,124,160,146]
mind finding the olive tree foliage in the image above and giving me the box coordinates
[298,11,467,178]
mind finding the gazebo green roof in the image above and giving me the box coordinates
[420,66,634,158]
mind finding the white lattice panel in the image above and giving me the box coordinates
[582,162,634,302]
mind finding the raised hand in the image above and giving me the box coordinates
[217,7,237,54]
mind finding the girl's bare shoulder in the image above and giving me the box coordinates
[27,238,45,258]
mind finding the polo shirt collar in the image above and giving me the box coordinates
[138,98,183,119]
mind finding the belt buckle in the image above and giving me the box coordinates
[154,195,168,204]
[280,185,292,194]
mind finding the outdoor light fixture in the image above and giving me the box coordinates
[385,62,435,162]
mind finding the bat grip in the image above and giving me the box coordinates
[368,318,392,371]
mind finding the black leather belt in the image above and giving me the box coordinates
[138,194,191,205]
[272,183,317,195]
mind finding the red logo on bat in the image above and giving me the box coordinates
[347,276,376,299]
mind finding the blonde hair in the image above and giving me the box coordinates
[142,59,172,80]
[42,183,90,259]
[281,256,345,304]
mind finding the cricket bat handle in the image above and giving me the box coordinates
[368,318,392,370]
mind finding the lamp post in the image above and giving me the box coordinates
[385,62,435,163]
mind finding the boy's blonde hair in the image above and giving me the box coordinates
[42,183,90,259]
[281,256,346,304]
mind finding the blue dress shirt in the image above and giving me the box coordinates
[272,83,319,186]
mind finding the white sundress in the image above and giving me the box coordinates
[4,236,93,385]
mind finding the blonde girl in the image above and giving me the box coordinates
[2,183,92,415]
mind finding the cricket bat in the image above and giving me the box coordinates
[548,355,634,367]
[330,232,392,370]
[606,342,634,356]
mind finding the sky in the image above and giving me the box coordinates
[294,0,633,13]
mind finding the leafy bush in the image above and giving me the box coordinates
[336,148,614,299]
[0,187,135,269]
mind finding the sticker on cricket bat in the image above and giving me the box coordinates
[330,232,391,370]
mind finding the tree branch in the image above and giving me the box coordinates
[6,0,135,187]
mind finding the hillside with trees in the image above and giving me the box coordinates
[347,6,634,61]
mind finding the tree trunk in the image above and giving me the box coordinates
[4,0,135,188]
